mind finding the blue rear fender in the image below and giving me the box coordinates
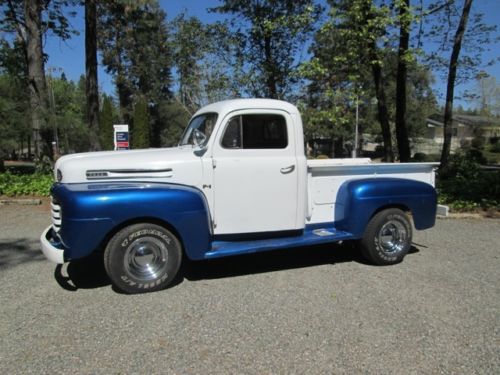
[51,182,212,261]
[334,178,437,238]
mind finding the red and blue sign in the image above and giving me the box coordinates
[114,125,129,150]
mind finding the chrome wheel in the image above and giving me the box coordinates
[123,237,169,281]
[377,220,408,254]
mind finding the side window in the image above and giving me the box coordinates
[221,114,288,149]
[221,116,242,148]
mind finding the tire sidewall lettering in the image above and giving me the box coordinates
[120,229,172,248]
[120,273,169,287]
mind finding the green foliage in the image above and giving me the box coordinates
[159,101,190,147]
[0,72,30,156]
[132,97,150,148]
[0,0,78,41]
[0,42,31,158]
[470,135,486,150]
[35,156,54,175]
[298,0,437,152]
[412,152,427,162]
[99,95,115,150]
[171,13,208,112]
[422,2,497,86]
[0,172,53,197]
[49,74,90,153]
[382,53,438,138]
[210,0,322,99]
[411,153,441,162]
[98,1,172,146]
[490,142,500,154]
[437,153,500,211]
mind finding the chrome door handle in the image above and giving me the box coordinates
[280,165,295,174]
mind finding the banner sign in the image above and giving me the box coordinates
[113,124,129,150]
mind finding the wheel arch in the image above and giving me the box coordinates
[335,177,437,237]
[53,182,212,261]
[370,203,411,220]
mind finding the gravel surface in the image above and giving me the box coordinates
[1,202,499,374]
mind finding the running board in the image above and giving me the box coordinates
[204,226,354,259]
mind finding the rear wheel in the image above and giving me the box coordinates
[104,223,182,294]
[360,208,412,265]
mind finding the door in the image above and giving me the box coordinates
[212,110,298,235]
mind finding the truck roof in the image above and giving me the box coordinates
[193,98,300,117]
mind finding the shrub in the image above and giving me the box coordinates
[35,155,54,174]
[411,152,441,162]
[471,136,486,150]
[412,152,427,162]
[466,148,487,165]
[0,172,53,197]
[491,142,500,154]
[437,153,500,210]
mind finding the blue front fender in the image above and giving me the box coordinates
[52,182,211,261]
[334,178,437,238]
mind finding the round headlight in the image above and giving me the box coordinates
[56,169,63,182]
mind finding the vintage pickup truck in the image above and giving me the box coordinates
[41,99,437,293]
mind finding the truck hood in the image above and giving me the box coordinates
[55,146,202,184]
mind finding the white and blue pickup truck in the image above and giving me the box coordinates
[41,99,438,294]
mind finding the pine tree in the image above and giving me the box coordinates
[98,1,172,146]
[99,95,114,150]
[132,97,150,149]
[85,0,100,151]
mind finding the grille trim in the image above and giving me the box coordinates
[51,197,61,233]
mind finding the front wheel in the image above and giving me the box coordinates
[104,223,182,294]
[360,208,412,265]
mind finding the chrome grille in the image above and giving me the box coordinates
[51,197,61,233]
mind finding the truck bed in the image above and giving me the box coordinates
[306,159,438,224]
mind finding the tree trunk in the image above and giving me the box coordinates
[24,0,49,158]
[440,0,473,169]
[395,0,411,162]
[369,42,394,162]
[85,0,101,151]
[264,35,278,99]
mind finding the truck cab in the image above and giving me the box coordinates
[41,99,437,294]
[186,99,307,234]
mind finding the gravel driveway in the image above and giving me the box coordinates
[0,202,499,374]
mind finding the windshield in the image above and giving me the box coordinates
[179,112,218,147]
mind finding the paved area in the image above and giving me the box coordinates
[0,202,499,374]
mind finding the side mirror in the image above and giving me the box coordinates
[192,129,207,148]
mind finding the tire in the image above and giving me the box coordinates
[104,223,182,294]
[360,208,412,265]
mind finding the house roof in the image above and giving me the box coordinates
[427,113,500,127]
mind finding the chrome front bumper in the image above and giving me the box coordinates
[40,226,65,264]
